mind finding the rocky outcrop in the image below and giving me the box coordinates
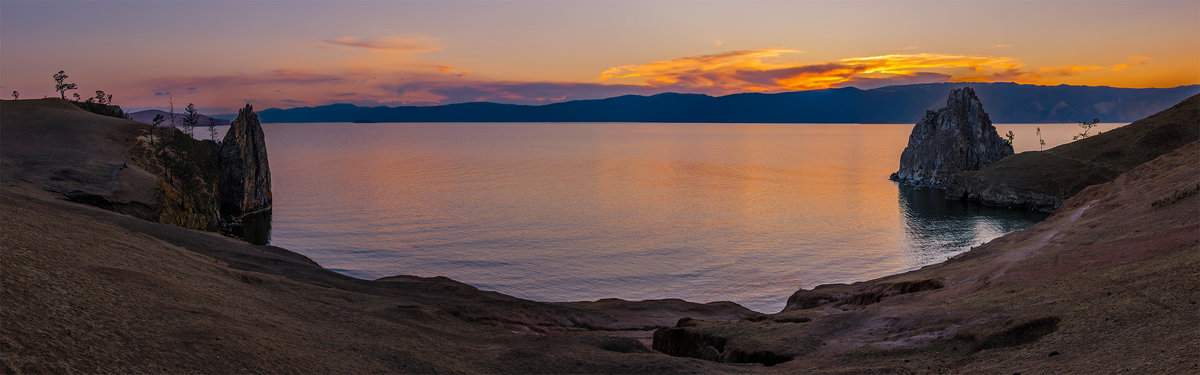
[218,104,272,219]
[890,88,1013,188]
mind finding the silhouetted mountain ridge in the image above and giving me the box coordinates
[251,82,1200,123]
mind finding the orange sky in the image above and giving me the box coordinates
[1,1,1197,112]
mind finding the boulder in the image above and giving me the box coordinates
[218,104,272,218]
[890,88,1013,188]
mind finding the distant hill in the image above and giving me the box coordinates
[251,82,1200,124]
[129,109,231,127]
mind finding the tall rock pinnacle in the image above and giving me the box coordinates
[890,87,1013,188]
[218,103,272,218]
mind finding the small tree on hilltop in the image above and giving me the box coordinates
[167,95,176,130]
[1073,118,1100,141]
[150,114,165,146]
[1004,130,1015,147]
[1036,127,1045,151]
[208,117,218,142]
[11,91,18,99]
[53,70,77,100]
[183,103,199,136]
[95,90,107,105]
[72,93,81,102]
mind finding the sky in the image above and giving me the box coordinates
[2,0,1198,113]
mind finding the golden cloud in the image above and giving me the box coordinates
[598,50,1046,92]
[319,35,441,52]
[1113,55,1152,71]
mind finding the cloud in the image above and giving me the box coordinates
[381,80,671,105]
[599,51,1030,92]
[148,69,343,92]
[1113,55,1151,71]
[994,43,1013,48]
[318,35,440,52]
[835,72,954,89]
[1038,65,1104,76]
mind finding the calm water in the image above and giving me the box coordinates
[250,122,1113,313]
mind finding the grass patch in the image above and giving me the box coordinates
[1151,184,1200,208]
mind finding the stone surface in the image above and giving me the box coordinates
[890,87,1013,188]
[218,104,272,218]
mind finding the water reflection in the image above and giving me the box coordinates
[238,210,273,245]
[897,185,1047,267]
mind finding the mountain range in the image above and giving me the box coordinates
[247,82,1200,124]
[128,109,232,127]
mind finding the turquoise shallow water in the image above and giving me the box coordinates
[255,122,1093,312]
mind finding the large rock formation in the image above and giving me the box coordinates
[218,104,272,219]
[890,88,1013,188]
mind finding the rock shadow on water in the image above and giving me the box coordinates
[230,210,273,245]
[896,185,1047,264]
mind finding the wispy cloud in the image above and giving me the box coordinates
[318,35,440,52]
[381,80,671,105]
[146,69,343,92]
[1113,55,1151,71]
[599,50,1036,92]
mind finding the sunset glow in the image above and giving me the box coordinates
[1,1,1196,113]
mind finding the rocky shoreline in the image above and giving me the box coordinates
[2,97,1197,373]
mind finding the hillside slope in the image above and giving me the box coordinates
[947,94,1200,210]
[654,140,1199,373]
[0,99,756,373]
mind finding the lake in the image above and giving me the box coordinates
[246,122,1113,313]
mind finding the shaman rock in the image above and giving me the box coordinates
[218,104,272,218]
[890,87,1013,188]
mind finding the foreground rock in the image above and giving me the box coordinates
[891,87,1014,188]
[947,94,1200,211]
[654,139,1199,372]
[218,104,272,219]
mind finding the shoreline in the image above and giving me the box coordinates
[3,97,1197,373]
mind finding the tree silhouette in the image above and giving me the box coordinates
[11,91,18,99]
[53,70,77,100]
[167,96,176,129]
[72,93,81,102]
[1073,118,1100,141]
[95,90,107,105]
[183,103,199,136]
[151,114,165,146]
[1036,127,1045,151]
[208,117,218,142]
[1004,130,1015,147]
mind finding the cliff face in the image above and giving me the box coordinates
[891,88,1014,188]
[218,104,272,219]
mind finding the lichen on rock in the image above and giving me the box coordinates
[890,87,1013,188]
